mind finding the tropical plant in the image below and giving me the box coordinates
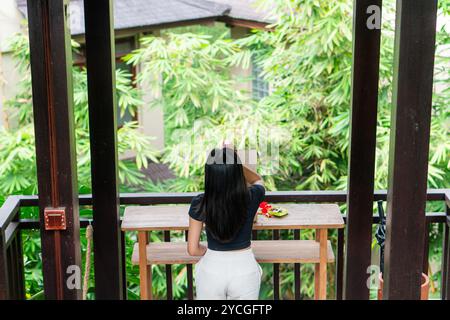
[125,31,289,192]
[1,0,448,300]
[0,31,158,299]
[128,0,449,299]
[0,32,158,196]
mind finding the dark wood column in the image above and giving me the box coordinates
[27,0,81,299]
[344,0,382,300]
[83,0,124,299]
[383,0,438,300]
[0,233,9,300]
[443,209,450,300]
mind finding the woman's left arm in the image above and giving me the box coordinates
[187,217,207,256]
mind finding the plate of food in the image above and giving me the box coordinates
[257,202,288,218]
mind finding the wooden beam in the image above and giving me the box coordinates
[344,0,382,300]
[83,0,124,299]
[0,230,9,299]
[16,189,448,207]
[335,228,345,300]
[27,0,81,299]
[383,0,438,300]
[218,17,271,31]
[0,197,23,299]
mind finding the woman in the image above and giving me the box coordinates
[187,146,265,300]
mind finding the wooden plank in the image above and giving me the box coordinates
[318,229,328,300]
[138,231,152,300]
[16,211,448,231]
[383,0,438,300]
[27,0,81,300]
[122,204,344,231]
[131,240,335,265]
[83,0,123,299]
[344,0,382,300]
[0,197,20,230]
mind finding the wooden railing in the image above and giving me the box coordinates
[1,189,449,300]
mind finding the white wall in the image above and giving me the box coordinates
[136,31,165,152]
[0,0,25,128]
[230,26,253,94]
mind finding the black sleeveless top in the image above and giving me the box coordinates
[188,185,265,251]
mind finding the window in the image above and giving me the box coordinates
[251,57,269,101]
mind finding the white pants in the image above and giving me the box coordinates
[195,248,262,300]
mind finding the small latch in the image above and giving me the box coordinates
[44,207,67,230]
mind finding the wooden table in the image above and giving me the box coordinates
[122,203,344,300]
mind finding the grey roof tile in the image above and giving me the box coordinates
[212,0,272,23]
[16,0,271,35]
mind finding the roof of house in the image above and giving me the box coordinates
[16,0,272,35]
[141,162,176,184]
[212,0,271,23]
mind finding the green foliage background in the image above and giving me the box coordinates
[0,0,448,299]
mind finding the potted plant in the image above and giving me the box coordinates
[375,201,429,300]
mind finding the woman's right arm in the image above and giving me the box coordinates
[187,217,207,256]
[222,140,264,186]
[243,164,264,187]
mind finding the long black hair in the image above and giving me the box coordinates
[199,148,249,242]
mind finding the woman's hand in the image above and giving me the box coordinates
[222,140,263,186]
[222,140,235,151]
[243,164,264,187]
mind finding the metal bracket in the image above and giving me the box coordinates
[44,207,67,230]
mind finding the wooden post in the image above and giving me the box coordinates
[184,231,194,300]
[138,231,152,300]
[344,0,382,300]
[383,0,438,300]
[15,233,25,300]
[319,229,328,300]
[294,229,301,300]
[164,230,173,300]
[83,0,124,299]
[335,228,345,300]
[27,0,81,299]
[314,229,328,300]
[423,224,430,274]
[442,205,450,300]
[272,229,280,300]
[0,231,9,299]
